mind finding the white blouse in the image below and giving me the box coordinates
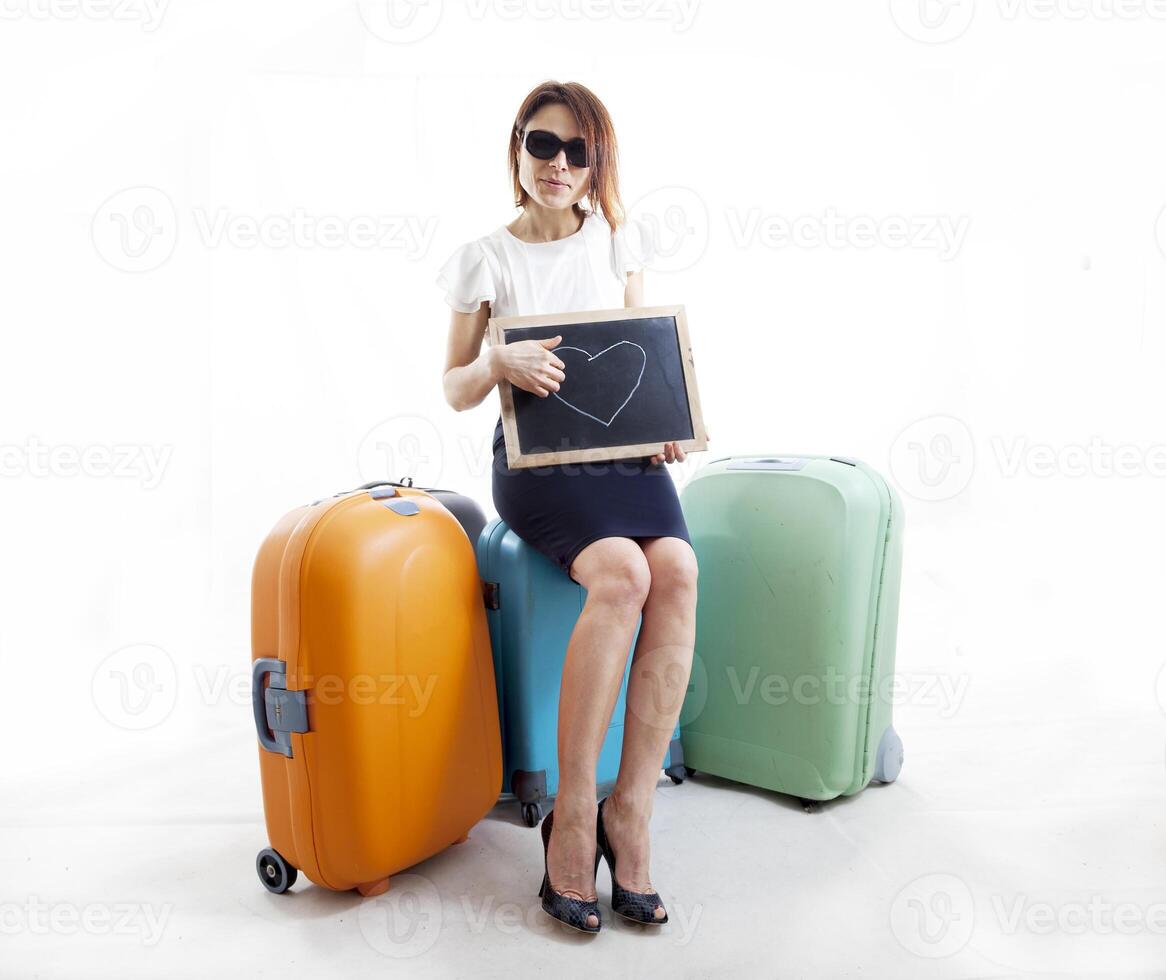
[434,210,657,319]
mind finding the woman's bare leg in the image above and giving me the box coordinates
[604,536,698,918]
[550,536,652,928]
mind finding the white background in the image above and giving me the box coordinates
[3,0,1166,976]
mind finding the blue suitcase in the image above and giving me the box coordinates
[477,518,686,827]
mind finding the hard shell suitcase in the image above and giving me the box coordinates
[677,455,904,803]
[250,480,503,895]
[476,518,686,828]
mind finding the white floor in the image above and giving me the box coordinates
[5,688,1166,978]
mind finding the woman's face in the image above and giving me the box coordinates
[515,103,591,212]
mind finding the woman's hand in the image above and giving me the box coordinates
[650,442,685,465]
[650,426,711,465]
[492,335,565,397]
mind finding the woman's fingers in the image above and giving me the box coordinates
[652,442,685,464]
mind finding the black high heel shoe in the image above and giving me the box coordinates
[537,808,602,934]
[596,796,668,925]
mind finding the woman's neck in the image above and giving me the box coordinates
[509,204,585,243]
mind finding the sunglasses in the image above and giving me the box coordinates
[521,128,590,169]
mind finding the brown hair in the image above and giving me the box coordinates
[508,80,625,237]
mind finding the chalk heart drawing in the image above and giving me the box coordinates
[550,341,647,427]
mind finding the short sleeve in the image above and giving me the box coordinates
[612,216,658,277]
[435,240,495,314]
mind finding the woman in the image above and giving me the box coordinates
[436,80,702,934]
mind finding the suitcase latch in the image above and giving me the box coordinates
[482,580,500,610]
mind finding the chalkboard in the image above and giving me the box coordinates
[488,304,708,469]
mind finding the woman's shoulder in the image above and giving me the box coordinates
[435,227,508,314]
[607,212,657,277]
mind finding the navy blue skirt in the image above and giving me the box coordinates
[490,416,692,584]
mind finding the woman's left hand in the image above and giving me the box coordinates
[651,441,686,465]
[650,427,710,465]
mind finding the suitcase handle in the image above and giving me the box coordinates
[252,658,290,757]
[356,478,415,490]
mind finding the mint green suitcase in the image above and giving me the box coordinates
[677,455,904,804]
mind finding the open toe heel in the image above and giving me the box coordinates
[537,808,602,934]
[596,796,669,925]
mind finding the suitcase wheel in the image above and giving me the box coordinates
[873,726,904,784]
[665,764,686,785]
[256,847,298,894]
[521,801,544,828]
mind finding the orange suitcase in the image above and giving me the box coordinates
[250,480,502,896]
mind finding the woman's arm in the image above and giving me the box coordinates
[442,303,501,412]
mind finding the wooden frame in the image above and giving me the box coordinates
[487,304,708,470]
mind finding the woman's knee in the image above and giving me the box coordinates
[570,538,652,608]
[642,539,699,604]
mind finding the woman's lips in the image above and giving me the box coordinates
[540,178,568,190]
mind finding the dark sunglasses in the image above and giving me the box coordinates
[521,128,590,168]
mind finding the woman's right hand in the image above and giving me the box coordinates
[493,334,566,397]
